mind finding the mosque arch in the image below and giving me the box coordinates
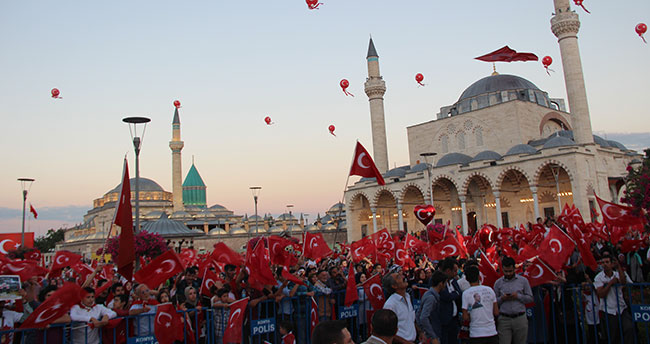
[400,184,426,233]
[431,176,461,228]
[535,161,574,217]
[461,172,494,195]
[495,167,533,190]
[539,112,571,135]
[374,189,399,232]
[432,174,461,193]
[348,191,372,237]
[398,183,426,204]
[533,160,575,185]
[463,173,495,230]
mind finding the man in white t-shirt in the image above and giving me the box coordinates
[129,284,158,336]
[69,287,117,344]
[594,254,635,344]
[0,301,24,344]
[382,270,417,343]
[461,266,499,344]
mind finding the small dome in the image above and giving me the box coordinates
[141,213,202,237]
[542,136,576,149]
[384,167,407,178]
[593,135,610,148]
[268,226,284,233]
[505,144,538,156]
[277,213,296,220]
[472,150,502,162]
[229,226,248,235]
[209,204,227,210]
[409,163,431,173]
[248,215,263,222]
[329,203,345,213]
[144,210,166,219]
[607,140,628,150]
[436,153,472,167]
[208,227,227,235]
[109,178,164,194]
[170,211,192,219]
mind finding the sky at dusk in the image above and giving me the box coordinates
[1,1,649,236]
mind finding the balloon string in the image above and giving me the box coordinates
[642,35,647,44]
[343,90,354,97]
[330,132,336,137]
[579,4,590,13]
[418,82,426,87]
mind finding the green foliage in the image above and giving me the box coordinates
[34,228,66,253]
[622,149,650,223]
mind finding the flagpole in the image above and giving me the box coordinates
[333,141,361,245]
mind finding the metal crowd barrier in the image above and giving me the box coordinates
[3,283,650,343]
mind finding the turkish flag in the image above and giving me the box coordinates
[621,238,645,253]
[113,158,135,282]
[212,242,244,266]
[49,251,82,277]
[350,236,376,263]
[517,241,538,262]
[344,265,358,306]
[268,235,299,267]
[523,257,557,287]
[179,248,198,267]
[474,45,538,62]
[370,228,394,252]
[501,244,521,264]
[538,225,575,271]
[29,204,38,219]
[556,203,572,229]
[428,237,463,260]
[154,303,184,344]
[282,267,306,286]
[0,258,48,281]
[361,273,385,309]
[349,141,385,185]
[200,268,223,297]
[310,297,319,334]
[246,239,277,287]
[223,298,249,344]
[405,234,429,254]
[71,262,95,285]
[0,232,34,256]
[395,241,415,269]
[134,249,185,289]
[24,248,41,262]
[303,232,332,260]
[567,224,598,270]
[100,264,115,282]
[596,195,646,241]
[20,283,83,329]
[478,250,501,288]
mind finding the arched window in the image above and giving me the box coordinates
[475,127,483,146]
[457,132,466,150]
[441,135,449,153]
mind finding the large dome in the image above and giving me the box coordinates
[459,74,540,102]
[109,178,164,194]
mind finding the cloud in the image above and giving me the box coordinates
[0,205,88,234]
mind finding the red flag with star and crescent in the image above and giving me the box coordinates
[361,273,385,310]
[310,297,319,334]
[200,268,223,297]
[211,242,245,267]
[49,251,82,278]
[113,158,135,282]
[349,141,385,185]
[478,250,501,288]
[134,249,185,289]
[20,283,83,329]
[596,195,646,243]
[0,233,34,256]
[344,263,359,306]
[223,298,249,344]
[538,225,575,271]
[303,232,332,260]
[522,257,558,287]
[350,236,376,263]
[29,204,38,219]
[154,303,184,344]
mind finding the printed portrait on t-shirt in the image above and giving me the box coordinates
[471,292,483,310]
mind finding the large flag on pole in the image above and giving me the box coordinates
[349,141,385,185]
[114,158,135,281]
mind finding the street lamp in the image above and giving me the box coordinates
[286,204,294,237]
[250,186,262,240]
[122,117,150,243]
[17,178,35,246]
[420,152,437,205]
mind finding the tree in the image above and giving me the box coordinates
[100,230,169,260]
[34,228,66,253]
[621,148,650,224]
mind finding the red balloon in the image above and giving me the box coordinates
[542,56,552,67]
[636,23,647,43]
[339,79,353,97]
[573,0,590,13]
[173,100,181,108]
[51,88,60,98]
[415,73,425,86]
[306,0,322,10]
[264,116,272,125]
[328,125,336,136]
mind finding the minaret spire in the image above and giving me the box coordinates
[364,37,389,173]
[551,0,594,144]
[170,107,185,211]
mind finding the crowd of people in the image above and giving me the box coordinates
[0,212,648,344]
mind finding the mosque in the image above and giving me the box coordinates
[343,0,641,241]
[57,105,347,257]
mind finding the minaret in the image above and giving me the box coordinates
[169,108,185,211]
[364,38,389,173]
[551,0,594,144]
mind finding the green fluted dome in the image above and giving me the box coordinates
[183,163,207,208]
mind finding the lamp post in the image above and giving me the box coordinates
[420,152,437,205]
[286,204,294,237]
[250,186,262,239]
[550,164,562,212]
[17,178,35,247]
[122,117,150,246]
